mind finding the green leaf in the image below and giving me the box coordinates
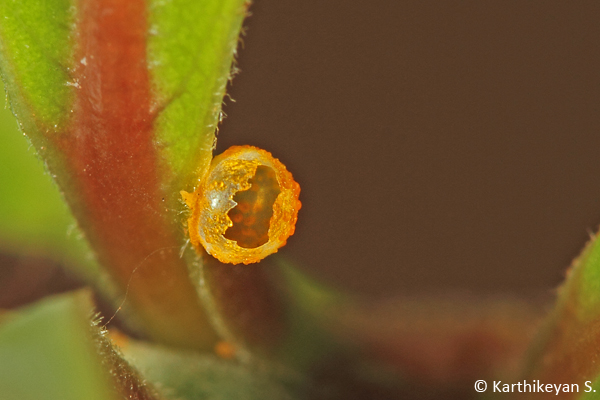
[0,0,74,136]
[0,291,115,400]
[0,0,249,349]
[148,0,249,193]
[121,339,301,400]
[0,97,100,281]
[523,233,600,390]
[574,234,600,315]
[578,378,600,400]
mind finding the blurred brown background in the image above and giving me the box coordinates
[217,1,600,298]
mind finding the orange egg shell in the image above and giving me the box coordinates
[182,145,301,265]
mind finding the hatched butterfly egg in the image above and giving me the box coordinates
[181,145,301,265]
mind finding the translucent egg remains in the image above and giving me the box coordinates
[182,145,301,264]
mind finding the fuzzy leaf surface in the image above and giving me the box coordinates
[0,0,248,349]
[0,292,114,400]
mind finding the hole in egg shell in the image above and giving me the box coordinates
[224,165,281,249]
[183,145,301,265]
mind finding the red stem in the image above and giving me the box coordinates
[52,0,217,349]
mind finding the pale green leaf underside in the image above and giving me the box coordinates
[122,339,300,400]
[0,291,114,400]
[0,103,100,280]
